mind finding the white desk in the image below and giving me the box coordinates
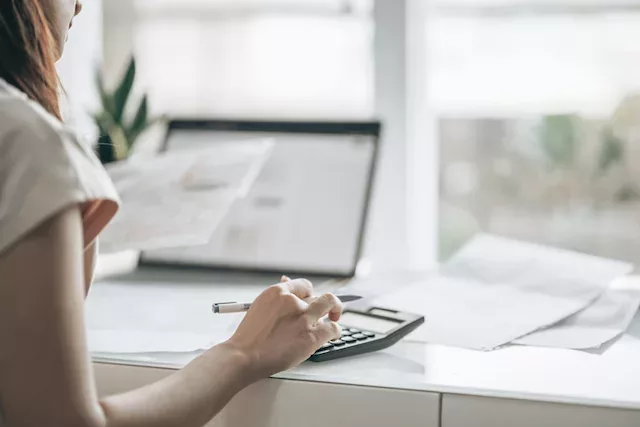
[91,269,640,427]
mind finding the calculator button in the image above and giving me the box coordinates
[342,336,356,344]
[349,328,361,333]
[318,343,333,351]
[341,330,353,337]
[331,339,346,346]
[352,333,367,340]
[363,332,376,338]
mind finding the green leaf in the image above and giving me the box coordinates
[598,128,624,174]
[127,94,149,147]
[93,108,119,137]
[113,57,136,123]
[93,113,107,135]
[538,115,579,169]
[108,125,129,161]
[615,184,640,203]
[96,71,116,119]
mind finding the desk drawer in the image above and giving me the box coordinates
[95,362,441,427]
[442,394,640,427]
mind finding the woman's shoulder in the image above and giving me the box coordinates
[0,77,119,205]
[0,78,108,182]
[0,79,120,255]
[0,80,68,149]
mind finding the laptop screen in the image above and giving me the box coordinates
[140,120,379,277]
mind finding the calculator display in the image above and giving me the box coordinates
[340,312,401,334]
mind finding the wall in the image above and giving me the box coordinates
[57,0,103,142]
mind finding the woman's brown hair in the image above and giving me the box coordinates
[0,0,62,120]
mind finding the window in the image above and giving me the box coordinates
[107,0,374,119]
[432,1,640,265]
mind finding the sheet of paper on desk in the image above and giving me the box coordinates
[98,140,273,253]
[371,234,633,351]
[84,281,253,353]
[514,278,640,349]
[88,330,217,354]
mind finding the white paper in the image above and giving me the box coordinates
[371,234,633,351]
[88,330,216,354]
[99,140,273,253]
[85,281,256,354]
[514,279,640,349]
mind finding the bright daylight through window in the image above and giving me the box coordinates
[104,0,640,266]
[130,0,374,119]
[433,0,640,266]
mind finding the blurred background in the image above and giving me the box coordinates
[57,0,640,271]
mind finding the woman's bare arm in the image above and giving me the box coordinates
[0,206,341,427]
[84,242,97,292]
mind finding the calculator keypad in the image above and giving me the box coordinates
[314,325,377,355]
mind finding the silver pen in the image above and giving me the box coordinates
[212,295,362,314]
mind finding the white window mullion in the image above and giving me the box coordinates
[407,0,438,270]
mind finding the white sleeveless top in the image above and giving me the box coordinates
[0,79,120,424]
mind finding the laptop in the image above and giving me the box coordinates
[139,119,381,285]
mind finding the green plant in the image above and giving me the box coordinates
[597,127,624,176]
[94,57,155,164]
[597,126,640,202]
[538,114,579,169]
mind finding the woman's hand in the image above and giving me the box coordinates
[226,277,343,379]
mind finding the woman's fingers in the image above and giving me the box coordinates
[278,278,313,300]
[306,293,344,322]
[315,320,342,343]
[278,278,344,323]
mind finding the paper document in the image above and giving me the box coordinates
[99,140,273,253]
[514,277,640,349]
[85,281,257,354]
[371,234,633,351]
[88,330,216,354]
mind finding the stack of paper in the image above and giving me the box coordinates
[369,234,636,351]
[514,277,640,350]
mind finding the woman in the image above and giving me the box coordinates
[0,1,343,426]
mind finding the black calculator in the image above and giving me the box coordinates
[308,306,425,362]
